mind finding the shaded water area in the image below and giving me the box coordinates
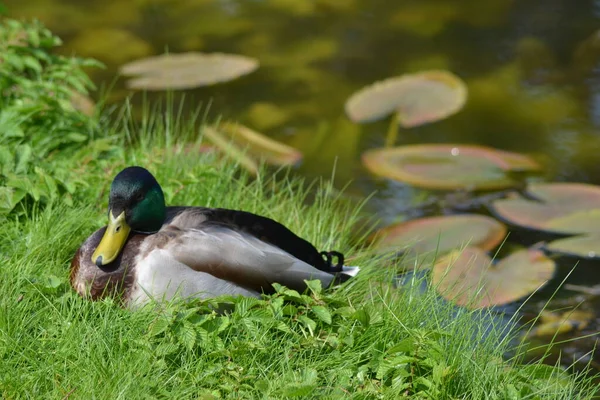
[7,0,600,375]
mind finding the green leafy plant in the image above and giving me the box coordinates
[0,18,104,215]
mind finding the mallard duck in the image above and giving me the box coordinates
[71,166,357,308]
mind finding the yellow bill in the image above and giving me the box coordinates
[92,211,131,266]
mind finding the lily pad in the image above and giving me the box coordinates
[362,144,541,190]
[119,52,259,90]
[528,310,594,337]
[202,126,259,177]
[544,234,600,260]
[432,247,555,309]
[370,214,507,256]
[490,183,600,235]
[217,122,302,167]
[345,70,467,126]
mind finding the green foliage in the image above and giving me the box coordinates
[0,19,104,215]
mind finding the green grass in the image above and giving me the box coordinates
[0,107,597,399]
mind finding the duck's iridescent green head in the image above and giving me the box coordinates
[92,166,166,267]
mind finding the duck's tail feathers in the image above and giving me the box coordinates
[341,266,360,277]
[330,265,360,286]
[320,250,345,272]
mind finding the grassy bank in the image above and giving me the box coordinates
[0,112,597,398]
[0,18,598,399]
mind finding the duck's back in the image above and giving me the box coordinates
[165,207,333,271]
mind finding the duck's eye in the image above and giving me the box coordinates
[135,193,144,202]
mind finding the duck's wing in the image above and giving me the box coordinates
[144,224,336,294]
[165,207,331,271]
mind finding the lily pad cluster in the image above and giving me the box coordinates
[490,182,600,260]
[119,52,301,175]
[343,69,561,310]
[370,213,556,309]
[371,179,600,309]
[344,70,540,191]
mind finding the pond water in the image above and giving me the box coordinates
[6,0,600,374]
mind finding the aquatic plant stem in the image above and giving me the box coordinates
[385,112,400,147]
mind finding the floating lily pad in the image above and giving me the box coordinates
[68,28,152,65]
[345,70,467,126]
[370,214,507,257]
[362,144,541,190]
[244,102,291,131]
[528,310,594,337]
[432,247,555,309]
[202,126,259,177]
[217,122,302,167]
[119,52,259,90]
[544,234,600,260]
[490,183,600,235]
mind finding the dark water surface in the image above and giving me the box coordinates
[7,0,600,372]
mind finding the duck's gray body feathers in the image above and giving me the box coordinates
[71,207,346,308]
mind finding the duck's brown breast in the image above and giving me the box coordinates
[70,227,145,301]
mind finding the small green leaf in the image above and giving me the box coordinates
[196,327,209,343]
[148,318,170,337]
[254,379,269,393]
[282,289,303,303]
[4,53,25,71]
[269,296,284,313]
[65,132,88,143]
[387,337,415,355]
[27,28,40,47]
[298,315,317,336]
[174,320,196,351]
[43,274,61,289]
[432,362,451,385]
[414,376,433,391]
[276,321,292,333]
[0,186,25,212]
[35,167,58,198]
[375,358,394,380]
[352,309,370,326]
[22,56,42,73]
[304,279,322,296]
[241,318,259,338]
[282,304,298,316]
[334,306,355,318]
[15,145,32,173]
[272,283,285,293]
[311,305,332,325]
[155,341,179,356]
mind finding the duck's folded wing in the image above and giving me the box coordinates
[157,225,335,293]
[166,207,329,271]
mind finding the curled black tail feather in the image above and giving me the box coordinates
[320,250,345,273]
